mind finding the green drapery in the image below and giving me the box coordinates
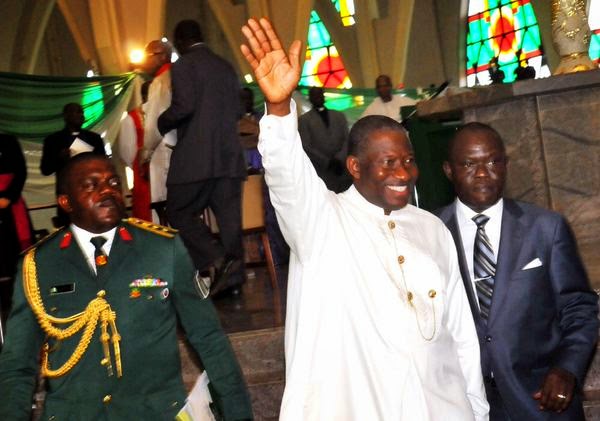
[0,71,137,141]
[0,70,432,142]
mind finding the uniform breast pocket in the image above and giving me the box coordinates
[127,286,172,331]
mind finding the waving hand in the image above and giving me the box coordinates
[241,18,302,115]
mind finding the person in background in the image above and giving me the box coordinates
[0,134,33,325]
[240,17,488,420]
[118,80,152,221]
[238,87,262,173]
[0,153,253,420]
[158,20,247,297]
[360,74,416,122]
[436,122,598,420]
[514,49,536,81]
[488,57,505,85]
[139,39,175,223]
[41,103,105,226]
[298,86,351,193]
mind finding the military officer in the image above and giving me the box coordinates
[0,153,253,420]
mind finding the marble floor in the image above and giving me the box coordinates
[213,264,288,334]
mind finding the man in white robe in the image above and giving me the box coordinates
[241,18,489,421]
[140,40,176,222]
[360,74,416,122]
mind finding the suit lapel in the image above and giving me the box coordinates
[443,206,482,324]
[487,200,523,326]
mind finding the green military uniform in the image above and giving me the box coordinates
[0,220,253,420]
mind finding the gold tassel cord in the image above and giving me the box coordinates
[23,249,123,378]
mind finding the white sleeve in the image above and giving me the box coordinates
[444,229,490,421]
[144,76,172,152]
[117,115,137,167]
[258,100,331,262]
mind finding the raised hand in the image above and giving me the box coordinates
[240,18,302,114]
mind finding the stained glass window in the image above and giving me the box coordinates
[465,0,549,86]
[331,0,356,26]
[300,10,352,88]
[589,0,600,64]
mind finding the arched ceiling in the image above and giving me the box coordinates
[2,0,489,88]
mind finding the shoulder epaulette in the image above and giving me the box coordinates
[124,217,178,238]
[20,227,66,255]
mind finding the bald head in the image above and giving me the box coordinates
[447,122,505,163]
[144,40,172,75]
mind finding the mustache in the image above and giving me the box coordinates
[97,194,123,208]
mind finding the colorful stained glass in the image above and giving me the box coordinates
[331,0,356,26]
[589,0,600,64]
[300,10,352,88]
[465,0,549,86]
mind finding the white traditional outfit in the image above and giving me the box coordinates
[143,64,175,211]
[360,94,416,122]
[259,101,488,421]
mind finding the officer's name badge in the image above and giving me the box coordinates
[129,277,168,299]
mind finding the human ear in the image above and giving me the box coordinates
[442,161,453,181]
[57,195,72,213]
[346,155,360,180]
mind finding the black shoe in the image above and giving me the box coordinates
[210,256,242,297]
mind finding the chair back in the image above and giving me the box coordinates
[242,174,266,230]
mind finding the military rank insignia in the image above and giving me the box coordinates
[60,232,73,249]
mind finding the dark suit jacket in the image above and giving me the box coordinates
[436,199,598,420]
[40,128,105,177]
[298,108,351,192]
[157,44,246,185]
[0,221,252,420]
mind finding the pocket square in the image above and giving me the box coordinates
[522,258,542,270]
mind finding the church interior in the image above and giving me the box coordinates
[1,1,599,419]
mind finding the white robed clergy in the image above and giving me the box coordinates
[241,18,489,421]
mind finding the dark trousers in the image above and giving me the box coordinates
[167,178,244,284]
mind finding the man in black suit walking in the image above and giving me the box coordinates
[158,20,246,296]
[436,122,598,420]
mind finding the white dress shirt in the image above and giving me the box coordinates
[455,197,503,306]
[70,224,117,274]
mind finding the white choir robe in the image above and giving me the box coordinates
[118,103,171,223]
[144,68,174,205]
[258,101,489,421]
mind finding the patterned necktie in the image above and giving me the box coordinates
[472,214,495,321]
[90,236,108,275]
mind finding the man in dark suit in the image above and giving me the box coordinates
[158,20,247,297]
[298,87,351,193]
[0,153,252,420]
[41,103,105,226]
[436,122,598,420]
